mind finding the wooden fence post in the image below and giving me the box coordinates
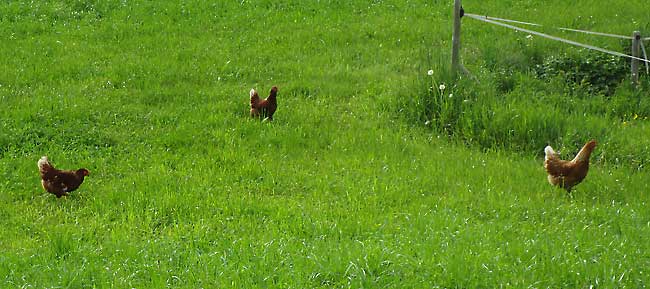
[631,31,641,85]
[451,0,462,76]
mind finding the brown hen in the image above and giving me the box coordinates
[250,86,278,121]
[38,156,89,198]
[544,140,597,192]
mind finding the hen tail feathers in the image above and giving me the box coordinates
[544,146,556,161]
[38,156,54,174]
[250,88,260,108]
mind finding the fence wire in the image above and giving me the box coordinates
[465,13,650,64]
[464,13,634,39]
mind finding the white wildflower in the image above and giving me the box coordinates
[448,93,453,98]
[439,84,446,90]
[427,69,434,76]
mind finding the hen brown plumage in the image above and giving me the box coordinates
[250,86,278,121]
[544,140,597,192]
[38,156,89,198]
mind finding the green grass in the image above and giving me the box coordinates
[2,1,650,288]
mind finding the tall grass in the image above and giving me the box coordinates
[399,44,650,168]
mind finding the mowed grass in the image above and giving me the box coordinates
[1,1,650,288]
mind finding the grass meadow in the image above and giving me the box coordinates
[1,1,650,288]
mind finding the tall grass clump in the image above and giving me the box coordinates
[399,50,650,167]
[535,49,630,96]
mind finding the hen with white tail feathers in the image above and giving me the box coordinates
[543,140,597,192]
[38,156,89,198]
[249,86,278,121]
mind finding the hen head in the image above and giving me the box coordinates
[78,168,90,177]
[575,140,597,162]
